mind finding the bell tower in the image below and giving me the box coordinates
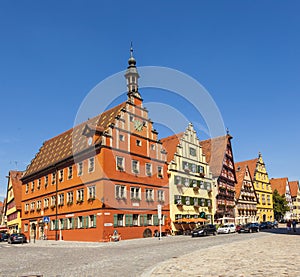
[124,43,141,103]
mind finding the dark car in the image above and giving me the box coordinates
[191,224,217,237]
[0,233,9,242]
[259,221,273,229]
[238,223,260,233]
[8,233,27,244]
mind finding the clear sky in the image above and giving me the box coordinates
[1,1,300,200]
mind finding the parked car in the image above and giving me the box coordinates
[235,225,243,232]
[191,224,217,237]
[238,223,260,233]
[0,233,9,242]
[259,221,273,229]
[8,233,27,244]
[217,224,236,234]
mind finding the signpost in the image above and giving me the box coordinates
[157,204,162,240]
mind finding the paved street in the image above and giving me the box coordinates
[0,227,299,277]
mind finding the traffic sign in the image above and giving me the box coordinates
[157,204,162,220]
[43,216,50,223]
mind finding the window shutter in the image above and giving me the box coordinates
[125,214,130,226]
[71,218,75,229]
[153,215,159,226]
[93,215,97,227]
[182,196,186,205]
[74,217,78,229]
[140,214,144,226]
[113,214,118,227]
[190,197,194,205]
[144,214,148,226]
[64,219,67,230]
[55,220,59,230]
[129,214,133,227]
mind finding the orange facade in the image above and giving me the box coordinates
[21,53,170,242]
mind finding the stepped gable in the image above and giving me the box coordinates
[23,102,126,178]
[200,135,228,178]
[289,181,299,198]
[161,133,184,163]
[234,163,248,199]
[270,177,288,195]
[9,171,23,209]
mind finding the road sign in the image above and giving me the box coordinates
[43,216,50,223]
[157,204,162,220]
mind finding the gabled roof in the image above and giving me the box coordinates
[270,177,288,196]
[234,163,248,199]
[23,102,126,178]
[8,171,23,210]
[234,158,258,180]
[200,135,229,177]
[161,133,184,163]
[288,181,299,198]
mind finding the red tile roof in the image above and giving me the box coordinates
[234,163,248,199]
[8,171,23,210]
[200,135,229,177]
[23,102,126,178]
[234,158,258,180]
[161,133,184,163]
[270,177,288,196]
[288,181,299,198]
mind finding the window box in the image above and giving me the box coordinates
[158,173,163,178]
[67,201,73,206]
[88,197,96,202]
[36,208,41,212]
[50,205,56,209]
[24,210,29,214]
[146,198,154,202]
[44,206,49,210]
[146,171,152,176]
[131,197,141,201]
[133,169,139,174]
[199,172,205,177]
[117,165,124,171]
[77,199,84,204]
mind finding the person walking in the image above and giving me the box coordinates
[292,219,297,232]
[287,220,292,233]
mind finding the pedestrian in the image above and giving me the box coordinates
[292,219,297,232]
[287,220,291,233]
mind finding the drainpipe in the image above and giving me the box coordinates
[54,165,58,241]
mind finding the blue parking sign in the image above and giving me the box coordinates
[43,216,50,223]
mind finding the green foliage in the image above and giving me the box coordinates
[273,189,290,220]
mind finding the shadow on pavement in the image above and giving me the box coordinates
[260,227,300,235]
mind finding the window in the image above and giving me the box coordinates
[24,224,28,232]
[119,134,125,141]
[136,140,142,146]
[88,186,96,200]
[150,144,155,150]
[183,161,189,171]
[37,179,41,189]
[25,203,29,212]
[116,156,124,171]
[88,157,95,173]
[30,202,35,211]
[45,176,48,187]
[67,218,73,229]
[158,190,165,202]
[190,147,196,156]
[51,196,56,207]
[145,189,154,201]
[130,115,134,122]
[185,196,191,205]
[175,195,182,205]
[67,191,74,204]
[191,164,197,173]
[58,193,64,206]
[197,165,205,174]
[77,189,84,202]
[59,218,64,230]
[132,160,139,174]
[68,166,73,179]
[78,216,83,228]
[31,181,35,191]
[146,163,152,176]
[133,214,139,226]
[25,184,29,193]
[130,187,140,200]
[36,200,41,210]
[115,185,126,199]
[157,166,163,178]
[59,169,64,181]
[147,214,152,225]
[117,214,124,226]
[52,172,56,184]
[77,162,83,176]
[89,215,96,228]
[44,198,49,208]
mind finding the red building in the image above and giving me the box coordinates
[21,49,169,241]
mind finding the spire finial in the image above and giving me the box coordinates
[130,41,133,57]
[226,127,229,135]
[128,42,136,67]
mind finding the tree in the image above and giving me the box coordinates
[273,189,290,220]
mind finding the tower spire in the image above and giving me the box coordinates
[124,43,141,101]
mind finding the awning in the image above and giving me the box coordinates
[174,218,208,224]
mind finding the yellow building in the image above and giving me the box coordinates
[161,123,213,235]
[5,171,23,233]
[237,153,274,222]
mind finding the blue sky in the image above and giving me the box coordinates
[1,1,300,200]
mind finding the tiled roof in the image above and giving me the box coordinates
[161,133,184,163]
[234,163,248,199]
[23,102,126,178]
[270,177,288,196]
[234,158,258,180]
[289,181,299,198]
[9,171,23,210]
[200,135,229,177]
